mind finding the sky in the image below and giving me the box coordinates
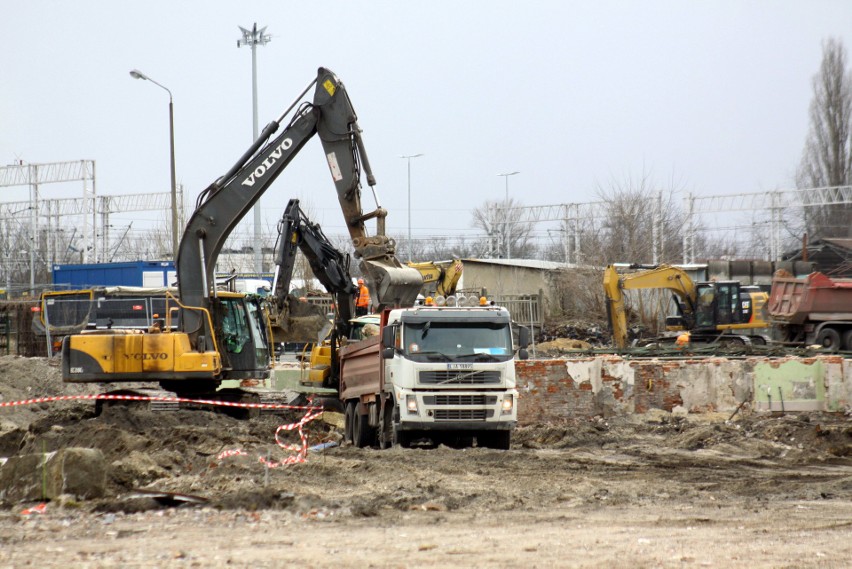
[2,1,851,255]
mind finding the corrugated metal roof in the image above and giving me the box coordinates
[823,238,852,251]
[462,258,575,270]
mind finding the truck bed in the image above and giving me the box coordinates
[338,335,382,401]
[768,272,852,324]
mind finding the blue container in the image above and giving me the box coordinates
[51,261,176,289]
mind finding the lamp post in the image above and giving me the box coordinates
[497,171,519,259]
[238,23,272,274]
[130,69,178,261]
[400,153,424,261]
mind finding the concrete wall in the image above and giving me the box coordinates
[460,262,562,317]
[515,355,852,424]
[462,263,550,297]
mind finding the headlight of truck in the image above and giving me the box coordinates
[406,394,418,414]
[501,394,514,415]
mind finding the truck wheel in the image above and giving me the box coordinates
[817,328,842,352]
[343,401,355,445]
[843,329,852,352]
[352,403,371,448]
[392,425,411,448]
[378,401,394,449]
[478,431,511,450]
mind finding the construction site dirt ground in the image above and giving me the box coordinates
[1,355,851,568]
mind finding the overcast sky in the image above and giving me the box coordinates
[3,1,851,250]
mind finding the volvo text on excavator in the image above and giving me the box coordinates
[603,264,770,349]
[61,67,422,392]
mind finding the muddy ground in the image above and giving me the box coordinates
[0,355,851,568]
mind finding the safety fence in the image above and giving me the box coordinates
[1,288,543,358]
[490,292,543,329]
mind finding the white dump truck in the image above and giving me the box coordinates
[334,296,530,449]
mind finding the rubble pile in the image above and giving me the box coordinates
[539,320,610,348]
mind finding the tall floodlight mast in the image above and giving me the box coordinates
[237,23,272,274]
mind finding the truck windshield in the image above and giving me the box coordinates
[403,321,513,362]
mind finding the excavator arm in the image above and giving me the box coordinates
[407,259,464,297]
[603,264,697,349]
[177,67,421,349]
[267,198,357,343]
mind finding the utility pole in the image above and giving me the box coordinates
[238,23,272,274]
[400,153,424,261]
[497,171,519,259]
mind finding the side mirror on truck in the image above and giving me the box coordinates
[518,326,531,349]
[517,326,531,361]
[381,326,395,359]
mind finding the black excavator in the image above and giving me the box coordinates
[61,67,422,393]
[267,197,357,365]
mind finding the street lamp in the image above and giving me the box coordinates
[130,69,178,261]
[497,171,519,259]
[400,153,424,261]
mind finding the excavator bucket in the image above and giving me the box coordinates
[361,260,424,310]
[268,294,332,344]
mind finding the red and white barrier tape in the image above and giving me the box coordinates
[215,449,248,460]
[216,407,326,468]
[21,503,47,515]
[1,393,326,467]
[0,393,320,411]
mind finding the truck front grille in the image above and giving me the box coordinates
[423,395,497,406]
[433,409,492,421]
[419,370,501,385]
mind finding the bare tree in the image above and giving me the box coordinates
[796,38,852,238]
[593,171,684,265]
[122,223,172,262]
[471,197,535,259]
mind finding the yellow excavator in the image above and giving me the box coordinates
[407,259,464,298]
[603,264,770,349]
[61,67,422,393]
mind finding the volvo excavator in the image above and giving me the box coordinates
[603,264,770,349]
[61,67,422,392]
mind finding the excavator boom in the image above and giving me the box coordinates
[604,264,698,349]
[178,67,421,346]
[408,259,464,297]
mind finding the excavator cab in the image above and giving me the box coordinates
[693,282,744,330]
[208,294,271,381]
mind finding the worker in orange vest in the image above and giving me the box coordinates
[355,278,371,316]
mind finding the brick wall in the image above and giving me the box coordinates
[515,360,594,425]
[515,355,851,424]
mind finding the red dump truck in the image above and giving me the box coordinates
[768,271,852,351]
